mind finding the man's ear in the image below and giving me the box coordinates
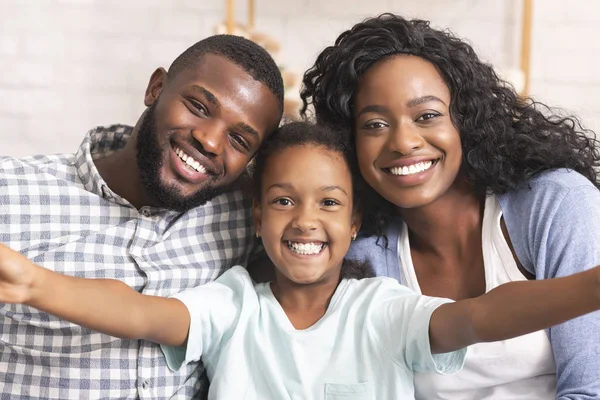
[144,67,168,107]
[252,199,262,236]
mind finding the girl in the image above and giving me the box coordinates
[301,13,600,400]
[0,122,600,400]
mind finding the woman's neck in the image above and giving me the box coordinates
[399,181,485,259]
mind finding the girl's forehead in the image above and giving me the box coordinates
[264,145,351,185]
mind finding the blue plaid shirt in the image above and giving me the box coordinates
[0,125,255,399]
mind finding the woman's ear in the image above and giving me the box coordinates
[252,199,262,237]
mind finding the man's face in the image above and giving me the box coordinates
[137,53,281,211]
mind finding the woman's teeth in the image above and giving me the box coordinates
[174,146,207,174]
[287,241,325,255]
[389,160,433,176]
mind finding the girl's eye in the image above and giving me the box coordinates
[322,199,340,207]
[416,112,441,122]
[274,198,292,206]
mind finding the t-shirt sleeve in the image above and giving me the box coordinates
[500,170,600,398]
[369,282,467,375]
[160,266,253,371]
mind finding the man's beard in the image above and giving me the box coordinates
[136,104,230,212]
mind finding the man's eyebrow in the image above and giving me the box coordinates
[190,85,220,108]
[406,95,446,108]
[235,122,259,139]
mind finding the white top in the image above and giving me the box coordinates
[398,195,557,400]
[162,266,466,400]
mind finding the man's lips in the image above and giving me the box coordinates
[170,142,218,176]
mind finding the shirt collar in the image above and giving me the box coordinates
[75,124,133,205]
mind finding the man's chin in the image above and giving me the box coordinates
[149,181,230,212]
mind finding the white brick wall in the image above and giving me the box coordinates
[0,0,598,157]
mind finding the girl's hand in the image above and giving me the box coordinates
[0,243,37,304]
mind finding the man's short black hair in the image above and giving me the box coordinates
[168,34,284,118]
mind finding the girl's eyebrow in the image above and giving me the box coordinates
[320,185,348,197]
[265,183,349,197]
[266,183,294,191]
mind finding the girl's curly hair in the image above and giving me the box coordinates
[300,13,600,238]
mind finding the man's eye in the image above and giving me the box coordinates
[189,100,208,116]
[230,133,250,151]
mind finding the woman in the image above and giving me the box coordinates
[301,13,600,400]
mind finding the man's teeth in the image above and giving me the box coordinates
[174,146,207,174]
[389,161,433,176]
[287,241,325,255]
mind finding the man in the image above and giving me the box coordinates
[0,35,283,399]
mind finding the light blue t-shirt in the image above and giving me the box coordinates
[347,169,600,399]
[161,266,466,400]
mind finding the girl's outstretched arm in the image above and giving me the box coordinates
[429,265,600,354]
[0,243,190,347]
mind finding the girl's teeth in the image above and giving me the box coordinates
[174,146,207,174]
[287,241,325,255]
[389,161,433,176]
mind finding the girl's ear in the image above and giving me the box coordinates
[351,208,362,239]
[252,199,262,236]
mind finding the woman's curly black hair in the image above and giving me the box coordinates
[300,13,600,238]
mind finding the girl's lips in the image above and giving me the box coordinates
[283,241,328,258]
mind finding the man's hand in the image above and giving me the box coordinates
[0,243,37,304]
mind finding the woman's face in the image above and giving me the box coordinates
[353,54,463,210]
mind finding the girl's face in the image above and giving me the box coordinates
[253,145,360,286]
[353,54,463,210]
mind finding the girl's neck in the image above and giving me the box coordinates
[399,180,485,258]
[271,272,341,330]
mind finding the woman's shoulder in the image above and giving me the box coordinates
[498,168,597,211]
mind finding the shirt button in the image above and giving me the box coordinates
[141,379,150,390]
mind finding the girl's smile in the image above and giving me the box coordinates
[254,144,360,287]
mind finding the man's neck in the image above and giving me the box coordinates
[93,129,154,210]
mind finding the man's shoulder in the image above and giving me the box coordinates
[0,153,77,191]
[1,152,74,173]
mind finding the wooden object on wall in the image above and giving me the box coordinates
[520,0,533,97]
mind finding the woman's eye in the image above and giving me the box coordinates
[364,121,388,129]
[416,112,440,122]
